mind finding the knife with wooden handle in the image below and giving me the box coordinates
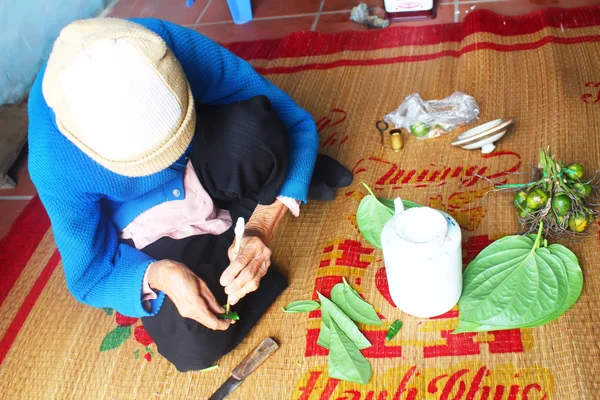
[208,338,279,400]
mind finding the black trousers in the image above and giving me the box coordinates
[139,96,289,372]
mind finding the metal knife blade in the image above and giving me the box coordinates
[207,338,279,400]
[207,376,242,400]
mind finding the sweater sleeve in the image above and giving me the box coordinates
[154,20,319,203]
[34,189,165,317]
[27,63,164,318]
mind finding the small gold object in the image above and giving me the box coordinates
[389,129,404,152]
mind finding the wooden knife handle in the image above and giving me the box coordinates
[231,338,279,380]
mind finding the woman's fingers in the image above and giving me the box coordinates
[227,260,269,305]
[176,296,231,331]
[198,279,225,314]
[221,236,272,304]
[198,311,231,331]
[159,262,231,330]
[227,243,239,263]
[225,256,264,295]
[220,245,254,287]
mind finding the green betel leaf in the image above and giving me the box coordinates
[454,245,581,332]
[455,233,571,333]
[317,293,371,350]
[356,193,393,249]
[100,326,131,352]
[520,247,569,326]
[547,244,583,311]
[356,183,421,249]
[283,300,321,313]
[523,244,583,327]
[327,319,373,385]
[317,308,331,349]
[524,234,538,243]
[453,320,498,334]
[330,278,382,326]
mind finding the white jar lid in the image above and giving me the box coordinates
[391,207,449,252]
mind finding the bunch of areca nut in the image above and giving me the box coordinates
[504,148,599,237]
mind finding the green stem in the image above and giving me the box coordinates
[496,182,536,189]
[539,149,546,170]
[496,183,527,189]
[533,221,544,250]
[361,182,377,198]
[362,182,395,208]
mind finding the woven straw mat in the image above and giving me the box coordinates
[1,7,600,400]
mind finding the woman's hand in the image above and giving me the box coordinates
[220,200,288,305]
[147,260,233,330]
[221,234,272,305]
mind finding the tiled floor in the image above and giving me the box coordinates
[104,0,600,42]
[0,0,597,238]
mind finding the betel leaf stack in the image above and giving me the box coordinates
[284,278,400,384]
[454,224,583,333]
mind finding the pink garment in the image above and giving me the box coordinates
[122,161,233,250]
[121,160,300,309]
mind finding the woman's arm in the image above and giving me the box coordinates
[33,189,164,317]
[243,201,289,245]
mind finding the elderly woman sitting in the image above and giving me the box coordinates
[28,18,351,372]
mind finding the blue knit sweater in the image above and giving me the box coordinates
[28,18,318,317]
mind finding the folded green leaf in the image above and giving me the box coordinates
[317,309,331,348]
[385,320,403,341]
[218,306,240,321]
[283,300,320,313]
[330,278,382,326]
[328,319,373,384]
[356,183,420,249]
[317,292,371,350]
[455,227,582,333]
[217,311,240,321]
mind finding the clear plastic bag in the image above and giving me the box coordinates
[384,92,480,139]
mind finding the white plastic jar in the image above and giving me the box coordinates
[381,199,462,318]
